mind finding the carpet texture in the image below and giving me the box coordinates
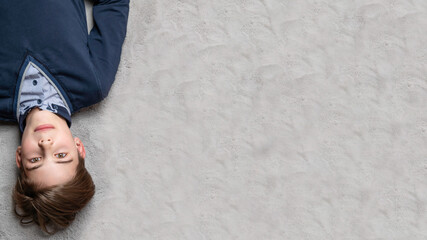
[1,0,427,239]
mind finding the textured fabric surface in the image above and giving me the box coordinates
[1,0,427,239]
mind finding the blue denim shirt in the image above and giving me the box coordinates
[17,62,71,132]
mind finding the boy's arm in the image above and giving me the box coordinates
[88,0,130,98]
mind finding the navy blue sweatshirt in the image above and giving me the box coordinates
[0,0,129,122]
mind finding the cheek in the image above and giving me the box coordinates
[20,138,38,157]
[21,138,32,149]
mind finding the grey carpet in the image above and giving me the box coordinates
[1,0,427,239]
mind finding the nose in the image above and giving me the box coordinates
[38,138,53,147]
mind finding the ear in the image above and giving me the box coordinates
[16,146,22,169]
[74,137,86,159]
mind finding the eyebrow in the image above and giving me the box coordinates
[25,159,74,172]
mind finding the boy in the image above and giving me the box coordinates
[0,0,129,234]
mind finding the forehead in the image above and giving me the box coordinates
[25,157,79,188]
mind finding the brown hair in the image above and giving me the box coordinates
[12,155,95,234]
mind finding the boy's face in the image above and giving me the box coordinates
[15,109,85,188]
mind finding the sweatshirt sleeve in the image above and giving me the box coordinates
[88,0,130,98]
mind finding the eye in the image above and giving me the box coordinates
[55,153,67,158]
[30,157,41,163]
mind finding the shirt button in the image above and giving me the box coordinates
[33,80,38,86]
[37,99,42,104]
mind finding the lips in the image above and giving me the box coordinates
[34,124,55,132]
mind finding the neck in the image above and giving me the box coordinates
[25,108,68,131]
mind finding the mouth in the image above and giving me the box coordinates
[34,124,55,132]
